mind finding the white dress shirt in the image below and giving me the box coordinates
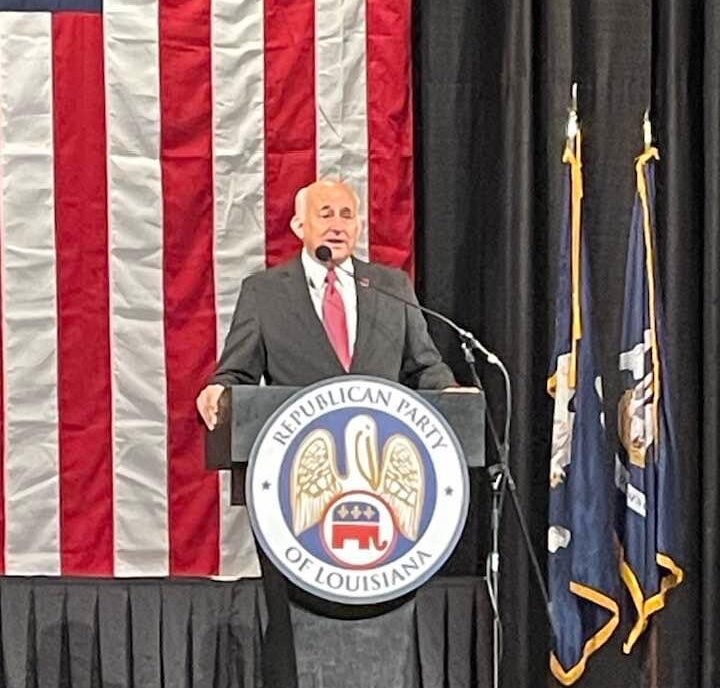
[301,248,358,356]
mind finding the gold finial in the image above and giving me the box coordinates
[643,109,652,150]
[567,82,579,142]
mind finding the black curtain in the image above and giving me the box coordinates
[414,0,719,686]
[0,577,492,687]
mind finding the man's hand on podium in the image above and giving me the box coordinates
[196,384,225,430]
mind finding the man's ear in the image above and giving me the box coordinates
[290,215,304,239]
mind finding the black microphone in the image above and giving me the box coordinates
[315,245,333,263]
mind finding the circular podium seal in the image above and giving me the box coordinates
[246,376,469,605]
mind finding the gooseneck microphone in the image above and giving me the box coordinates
[314,246,500,368]
[314,243,505,444]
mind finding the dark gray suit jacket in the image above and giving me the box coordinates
[211,256,455,390]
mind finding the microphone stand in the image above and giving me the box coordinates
[321,251,556,688]
[460,340,556,688]
[461,342,504,688]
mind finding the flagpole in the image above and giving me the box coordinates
[641,109,660,688]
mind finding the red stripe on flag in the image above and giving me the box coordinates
[366,0,415,272]
[52,14,114,575]
[264,0,316,268]
[160,0,220,575]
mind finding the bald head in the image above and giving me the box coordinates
[290,180,361,262]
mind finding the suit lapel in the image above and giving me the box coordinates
[351,258,382,372]
[281,256,345,372]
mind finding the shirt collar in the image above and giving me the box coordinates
[301,248,354,289]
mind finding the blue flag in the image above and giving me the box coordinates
[615,146,684,653]
[548,131,620,685]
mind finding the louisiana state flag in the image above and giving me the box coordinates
[547,130,620,685]
[615,146,684,653]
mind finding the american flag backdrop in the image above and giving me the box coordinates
[0,0,415,577]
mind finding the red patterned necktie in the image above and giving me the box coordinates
[322,269,351,371]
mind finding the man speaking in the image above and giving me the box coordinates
[197,179,455,429]
[196,179,456,687]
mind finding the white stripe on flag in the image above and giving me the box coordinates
[104,0,169,576]
[0,13,61,575]
[212,0,264,577]
[219,472,260,577]
[315,0,370,260]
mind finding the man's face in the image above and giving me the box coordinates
[302,183,359,262]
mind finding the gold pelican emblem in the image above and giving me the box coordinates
[290,415,425,541]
